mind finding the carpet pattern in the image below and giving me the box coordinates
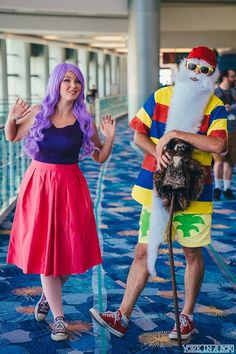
[0,117,235,354]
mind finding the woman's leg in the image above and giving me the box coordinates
[40,275,64,319]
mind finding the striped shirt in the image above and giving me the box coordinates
[129,86,227,214]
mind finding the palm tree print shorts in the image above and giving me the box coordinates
[138,206,212,247]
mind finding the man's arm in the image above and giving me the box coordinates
[226,102,236,113]
[134,132,171,169]
[133,131,156,157]
[172,130,225,153]
[156,130,226,170]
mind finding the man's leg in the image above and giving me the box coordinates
[223,161,233,181]
[89,243,150,337]
[213,158,224,200]
[169,246,203,340]
[90,206,152,337]
[223,162,235,199]
[119,243,149,319]
[182,246,204,315]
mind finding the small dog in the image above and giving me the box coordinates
[154,138,207,212]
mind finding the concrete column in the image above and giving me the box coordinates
[48,45,65,73]
[104,55,111,96]
[65,48,77,64]
[0,40,8,123]
[110,55,119,95]
[97,52,105,97]
[88,52,98,90]
[115,56,121,95]
[119,56,127,95]
[78,48,89,95]
[43,45,50,90]
[6,39,31,103]
[30,44,49,103]
[128,0,160,119]
[24,43,31,102]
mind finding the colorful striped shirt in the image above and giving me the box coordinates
[129,86,227,214]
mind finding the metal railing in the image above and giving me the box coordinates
[94,95,128,125]
[0,128,29,223]
[0,95,128,222]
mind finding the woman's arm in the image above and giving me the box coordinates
[91,115,115,163]
[5,98,40,142]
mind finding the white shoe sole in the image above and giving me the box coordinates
[89,308,124,338]
[51,333,68,341]
[168,328,199,340]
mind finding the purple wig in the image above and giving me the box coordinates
[23,63,95,159]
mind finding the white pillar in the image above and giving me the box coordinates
[119,56,127,96]
[6,39,31,102]
[48,45,65,73]
[88,52,98,90]
[115,56,121,95]
[78,48,89,95]
[104,55,111,96]
[65,48,77,64]
[0,39,8,124]
[97,52,105,97]
[128,0,161,119]
[30,44,49,103]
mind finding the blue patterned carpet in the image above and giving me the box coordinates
[0,117,235,354]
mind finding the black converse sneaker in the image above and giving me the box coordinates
[34,293,50,321]
[51,316,68,341]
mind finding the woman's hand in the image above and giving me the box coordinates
[9,97,31,121]
[100,115,116,138]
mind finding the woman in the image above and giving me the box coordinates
[5,63,115,341]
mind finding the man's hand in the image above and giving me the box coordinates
[156,152,171,171]
[225,104,231,112]
[156,131,175,170]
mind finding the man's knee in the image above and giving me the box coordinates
[134,243,147,263]
[183,246,203,265]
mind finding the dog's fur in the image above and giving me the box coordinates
[154,138,207,211]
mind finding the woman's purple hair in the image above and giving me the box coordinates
[23,62,95,159]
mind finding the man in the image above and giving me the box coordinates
[213,69,236,200]
[86,84,98,117]
[90,46,227,339]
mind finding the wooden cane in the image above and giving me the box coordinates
[167,194,182,350]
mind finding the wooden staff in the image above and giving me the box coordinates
[167,194,182,350]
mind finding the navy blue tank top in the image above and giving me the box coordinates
[34,120,84,164]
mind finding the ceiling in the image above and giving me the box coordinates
[0,0,236,54]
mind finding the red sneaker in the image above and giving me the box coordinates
[89,308,128,337]
[168,313,199,340]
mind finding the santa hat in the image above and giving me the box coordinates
[186,46,217,67]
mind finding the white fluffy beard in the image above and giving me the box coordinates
[166,59,219,133]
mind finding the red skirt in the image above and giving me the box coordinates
[7,160,102,276]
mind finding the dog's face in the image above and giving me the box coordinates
[164,138,193,156]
